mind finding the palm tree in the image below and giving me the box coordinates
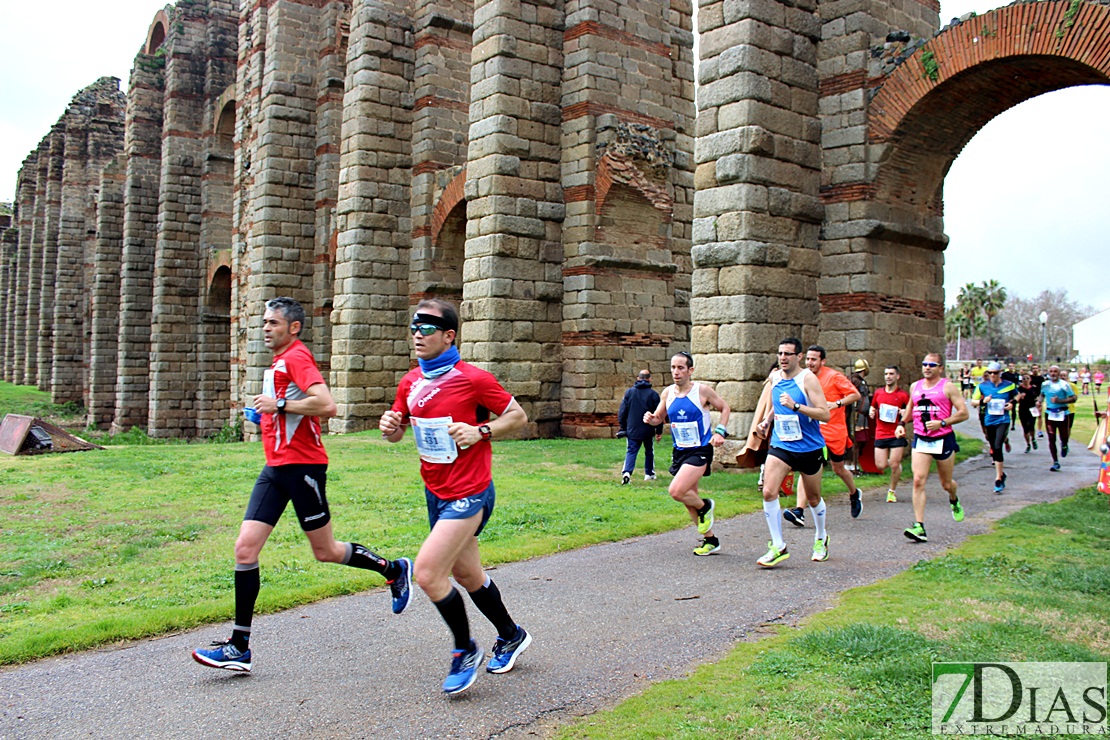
[979,279,1007,352]
[956,282,985,347]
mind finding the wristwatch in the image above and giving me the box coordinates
[478,424,492,442]
[276,398,287,415]
[939,419,947,428]
[836,399,842,407]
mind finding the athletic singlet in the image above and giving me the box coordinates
[770,369,825,453]
[667,383,712,449]
[910,377,953,439]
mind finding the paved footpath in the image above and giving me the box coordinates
[0,432,1100,739]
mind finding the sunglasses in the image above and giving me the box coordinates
[921,362,940,368]
[777,351,798,356]
[410,323,441,336]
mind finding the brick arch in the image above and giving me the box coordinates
[430,168,466,247]
[868,1,1110,211]
[595,151,673,222]
[145,10,171,55]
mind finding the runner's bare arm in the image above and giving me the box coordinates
[379,409,406,442]
[644,388,669,426]
[448,398,528,447]
[945,382,970,425]
[255,382,337,419]
[702,385,731,446]
[754,378,774,437]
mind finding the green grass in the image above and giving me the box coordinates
[0,383,83,423]
[554,487,1110,739]
[0,380,981,667]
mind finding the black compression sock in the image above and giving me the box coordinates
[233,563,260,651]
[468,578,517,640]
[434,588,472,650]
[343,542,395,578]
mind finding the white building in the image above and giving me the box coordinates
[1073,308,1110,362]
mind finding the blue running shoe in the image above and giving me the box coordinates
[487,625,532,674]
[443,640,484,695]
[1050,462,1061,472]
[389,557,412,615]
[192,639,251,673]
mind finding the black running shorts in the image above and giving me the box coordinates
[244,464,331,531]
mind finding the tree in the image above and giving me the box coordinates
[980,279,1007,350]
[997,289,1092,362]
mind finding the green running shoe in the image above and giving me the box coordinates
[904,522,928,542]
[757,541,790,567]
[693,537,721,556]
[951,499,964,522]
[811,535,829,562]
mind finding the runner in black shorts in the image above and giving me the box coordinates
[192,297,411,674]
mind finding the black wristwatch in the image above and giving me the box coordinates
[276,398,287,414]
[939,419,947,428]
[478,424,492,442]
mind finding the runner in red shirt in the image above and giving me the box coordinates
[192,297,411,674]
[380,299,531,696]
[868,365,910,503]
[782,345,863,526]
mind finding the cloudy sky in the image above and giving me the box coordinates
[2,0,1107,315]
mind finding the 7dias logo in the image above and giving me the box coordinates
[932,662,1107,735]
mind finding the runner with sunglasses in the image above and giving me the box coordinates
[970,361,1018,493]
[895,352,969,542]
[644,350,731,556]
[379,299,531,696]
[1039,365,1077,472]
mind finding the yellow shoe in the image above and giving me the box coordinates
[886,490,897,503]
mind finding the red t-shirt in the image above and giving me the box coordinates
[870,386,910,440]
[260,339,328,466]
[392,361,515,501]
[815,366,858,454]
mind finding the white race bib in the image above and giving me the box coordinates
[671,420,701,448]
[915,436,944,455]
[1030,406,1040,418]
[878,403,899,424]
[987,397,1006,416]
[1047,408,1067,423]
[263,368,276,399]
[774,413,803,442]
[411,416,458,464]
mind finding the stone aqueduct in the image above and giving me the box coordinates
[2,0,1108,438]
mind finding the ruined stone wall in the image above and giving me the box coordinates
[0,213,12,375]
[6,162,36,384]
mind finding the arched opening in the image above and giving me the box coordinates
[198,265,233,437]
[207,265,232,313]
[145,12,169,55]
[215,100,235,152]
[429,199,465,303]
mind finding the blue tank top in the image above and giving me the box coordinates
[667,382,713,449]
[770,369,825,453]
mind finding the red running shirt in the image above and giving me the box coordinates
[392,361,515,501]
[815,366,858,454]
[870,387,910,440]
[260,339,328,466]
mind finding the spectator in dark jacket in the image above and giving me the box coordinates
[618,370,663,484]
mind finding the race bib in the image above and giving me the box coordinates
[915,436,944,455]
[262,368,276,398]
[774,413,803,442]
[1047,409,1067,423]
[878,403,899,424]
[987,397,1006,416]
[411,416,458,464]
[671,420,701,449]
[1030,406,1040,418]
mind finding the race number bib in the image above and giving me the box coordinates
[878,403,899,424]
[915,436,944,455]
[1047,409,1067,423]
[1030,406,1040,418]
[411,416,458,464]
[987,397,1006,416]
[774,414,803,442]
[671,420,701,449]
[262,368,276,399]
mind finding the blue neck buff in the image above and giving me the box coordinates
[418,345,460,378]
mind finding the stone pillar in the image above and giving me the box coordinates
[148,8,210,438]
[0,214,12,375]
[816,1,942,371]
[557,0,695,437]
[89,158,127,429]
[691,0,824,433]
[36,125,67,392]
[463,0,565,437]
[6,160,36,383]
[24,135,53,386]
[114,55,165,433]
[330,0,415,433]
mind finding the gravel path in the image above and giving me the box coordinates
[0,430,1100,739]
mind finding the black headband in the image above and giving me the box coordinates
[412,311,457,332]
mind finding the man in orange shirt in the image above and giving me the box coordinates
[783,345,863,526]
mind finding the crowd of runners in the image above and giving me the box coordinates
[189,295,1100,697]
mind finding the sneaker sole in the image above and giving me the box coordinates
[783,510,805,528]
[903,530,927,543]
[757,552,790,567]
[191,651,251,673]
[811,537,829,562]
[693,544,721,556]
[487,632,532,674]
[444,649,484,695]
[391,557,413,615]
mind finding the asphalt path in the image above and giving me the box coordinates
[0,426,1101,739]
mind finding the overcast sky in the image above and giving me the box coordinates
[2,0,1107,315]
